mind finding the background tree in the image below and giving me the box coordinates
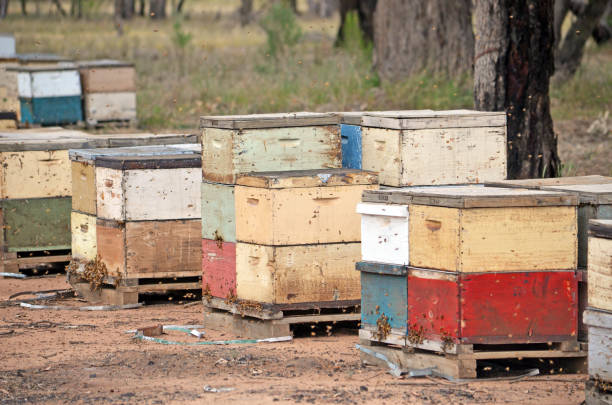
[373,0,473,80]
[150,0,166,18]
[474,0,560,179]
[115,0,135,19]
[239,0,253,26]
[336,0,376,45]
[0,0,8,19]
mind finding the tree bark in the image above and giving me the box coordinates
[149,0,166,18]
[592,0,611,44]
[176,0,185,13]
[0,0,8,19]
[474,0,560,179]
[554,0,570,50]
[20,0,27,15]
[555,0,608,81]
[373,0,474,80]
[239,0,253,26]
[336,0,376,45]
[115,0,135,19]
[51,0,67,16]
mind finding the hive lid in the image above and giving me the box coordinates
[335,110,435,125]
[94,153,201,170]
[200,112,339,129]
[362,185,577,208]
[0,128,102,151]
[538,183,612,205]
[486,175,612,189]
[95,132,200,147]
[77,59,134,69]
[356,261,407,276]
[7,63,78,72]
[236,168,378,188]
[69,144,201,163]
[361,109,506,130]
[589,219,612,239]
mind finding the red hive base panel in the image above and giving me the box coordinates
[202,239,236,299]
[407,270,578,345]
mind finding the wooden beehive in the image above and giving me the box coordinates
[0,35,19,127]
[77,60,137,124]
[200,112,342,184]
[356,202,409,265]
[233,169,378,305]
[362,185,578,272]
[360,110,507,186]
[0,34,16,59]
[588,219,612,313]
[9,65,83,125]
[584,308,612,383]
[201,181,235,243]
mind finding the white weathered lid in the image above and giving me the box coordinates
[361,109,506,130]
[540,183,612,205]
[77,59,134,69]
[356,202,409,217]
[200,112,339,129]
[69,144,201,163]
[0,128,100,151]
[0,33,16,59]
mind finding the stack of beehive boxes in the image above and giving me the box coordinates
[0,34,18,128]
[200,112,358,306]
[584,219,612,404]
[357,186,580,356]
[486,175,612,340]
[77,60,137,126]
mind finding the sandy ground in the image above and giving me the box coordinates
[556,119,612,177]
[0,275,589,405]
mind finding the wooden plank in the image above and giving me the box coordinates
[359,328,407,347]
[71,161,96,215]
[590,219,612,239]
[94,154,200,170]
[79,65,135,93]
[360,270,407,331]
[0,128,98,152]
[0,150,72,199]
[486,175,612,189]
[236,242,361,304]
[356,261,408,276]
[235,184,375,245]
[95,166,124,220]
[357,202,409,265]
[361,127,402,187]
[202,239,236,299]
[588,236,612,312]
[20,96,83,125]
[279,312,360,324]
[120,281,201,293]
[341,124,362,169]
[83,92,136,122]
[236,168,377,188]
[201,126,341,184]
[584,309,612,382]
[125,220,201,278]
[96,219,126,278]
[69,144,201,164]
[201,181,235,242]
[102,133,200,148]
[200,112,339,129]
[361,110,506,130]
[203,308,291,339]
[1,197,71,251]
[71,211,97,261]
[459,206,577,272]
[541,184,612,205]
[9,254,71,267]
[579,205,599,268]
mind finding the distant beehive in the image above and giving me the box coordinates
[0,35,19,128]
[77,60,137,126]
[360,110,507,186]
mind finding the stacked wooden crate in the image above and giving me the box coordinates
[0,128,99,273]
[0,34,18,128]
[357,185,586,379]
[584,220,612,404]
[8,64,83,125]
[69,146,202,304]
[486,175,612,341]
[77,60,137,126]
[360,110,507,186]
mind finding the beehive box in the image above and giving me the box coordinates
[0,34,16,59]
[588,220,612,313]
[232,169,378,305]
[70,144,200,261]
[77,60,137,124]
[358,262,578,348]
[362,185,578,272]
[584,308,612,383]
[356,203,409,265]
[200,112,341,184]
[0,34,18,128]
[9,65,83,125]
[361,110,507,186]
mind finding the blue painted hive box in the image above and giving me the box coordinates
[339,112,363,170]
[9,65,83,125]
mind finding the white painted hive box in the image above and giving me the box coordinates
[356,202,409,265]
[584,308,612,382]
[15,66,81,98]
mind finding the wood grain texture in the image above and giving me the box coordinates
[236,168,377,188]
[235,184,376,245]
[71,161,96,214]
[588,236,612,312]
[201,126,342,184]
[80,66,136,93]
[236,242,361,304]
[0,150,72,199]
[95,166,124,220]
[83,92,137,122]
[202,239,236,299]
[486,175,612,189]
[361,110,506,130]
[357,202,409,265]
[125,220,201,278]
[591,217,612,239]
[1,197,71,251]
[201,181,235,243]
[584,309,612,382]
[200,112,339,129]
[361,127,402,186]
[541,183,612,205]
[96,219,125,278]
[71,211,97,261]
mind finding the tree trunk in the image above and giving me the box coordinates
[115,0,135,19]
[474,0,560,179]
[176,0,185,13]
[149,0,166,18]
[20,0,27,15]
[555,0,608,81]
[70,0,82,17]
[336,0,376,45]
[554,0,570,50]
[373,0,474,80]
[239,0,253,26]
[51,0,67,16]
[592,0,611,44]
[308,0,339,17]
[138,0,145,16]
[0,0,8,19]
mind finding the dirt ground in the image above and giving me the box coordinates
[556,119,612,177]
[0,275,588,405]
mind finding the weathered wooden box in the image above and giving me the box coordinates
[362,185,578,272]
[202,239,236,299]
[235,169,377,245]
[588,219,612,313]
[339,113,363,170]
[584,308,612,383]
[10,65,83,125]
[361,110,507,186]
[94,154,201,221]
[0,34,16,59]
[358,262,579,349]
[200,112,342,184]
[357,202,409,265]
[201,181,235,243]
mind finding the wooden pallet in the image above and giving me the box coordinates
[202,296,361,339]
[358,337,588,379]
[0,249,71,275]
[85,118,138,129]
[68,272,201,305]
[586,379,612,405]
